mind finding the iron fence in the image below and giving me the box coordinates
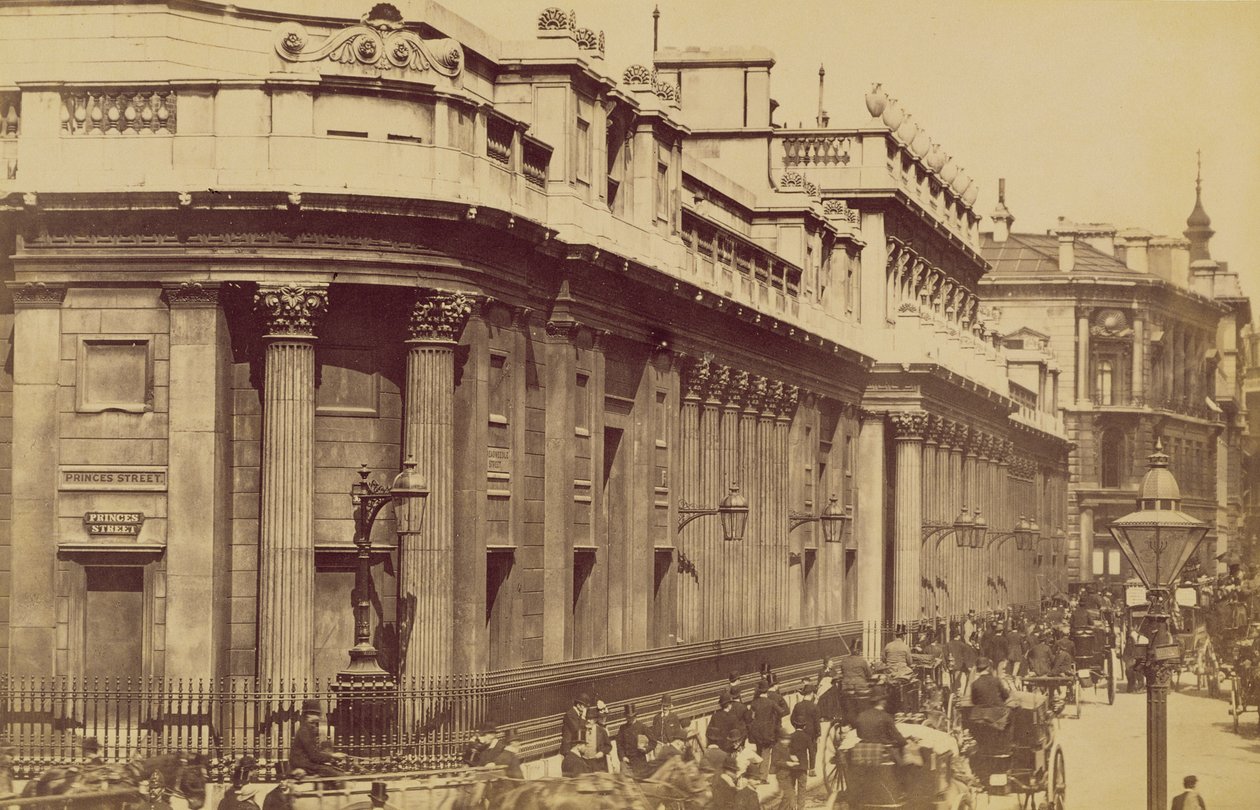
[0,674,485,782]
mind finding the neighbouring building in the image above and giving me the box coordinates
[0,0,1069,757]
[982,171,1250,587]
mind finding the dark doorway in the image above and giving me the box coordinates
[85,567,144,684]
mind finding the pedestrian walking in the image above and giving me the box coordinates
[771,724,809,810]
[1171,774,1206,809]
[616,703,657,777]
[748,680,785,782]
[789,681,821,777]
[707,693,743,752]
[652,693,687,744]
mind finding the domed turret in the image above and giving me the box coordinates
[1183,150,1214,262]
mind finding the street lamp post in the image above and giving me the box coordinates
[1108,443,1208,810]
[336,459,428,751]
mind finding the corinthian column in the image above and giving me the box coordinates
[254,284,328,686]
[890,412,927,624]
[400,289,472,679]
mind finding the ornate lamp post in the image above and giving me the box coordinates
[1108,443,1208,810]
[336,459,428,752]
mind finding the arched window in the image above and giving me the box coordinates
[1100,428,1124,488]
[1096,360,1114,405]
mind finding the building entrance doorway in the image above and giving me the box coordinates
[84,567,144,684]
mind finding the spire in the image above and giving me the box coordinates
[815,64,829,127]
[652,5,660,53]
[1184,149,1214,261]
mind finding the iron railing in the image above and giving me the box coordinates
[0,674,484,782]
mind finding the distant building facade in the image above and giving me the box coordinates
[0,0,1067,697]
[982,176,1249,586]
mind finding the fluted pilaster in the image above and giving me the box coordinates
[678,358,706,643]
[401,289,472,678]
[890,412,926,623]
[255,284,327,686]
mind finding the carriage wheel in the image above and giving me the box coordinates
[1205,642,1220,699]
[1106,653,1116,705]
[1231,681,1241,734]
[1051,748,1066,810]
[823,725,846,795]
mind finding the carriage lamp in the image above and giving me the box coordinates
[344,458,428,678]
[789,494,853,544]
[1108,442,1208,810]
[678,483,750,541]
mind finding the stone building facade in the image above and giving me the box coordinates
[982,177,1249,586]
[0,1,1068,687]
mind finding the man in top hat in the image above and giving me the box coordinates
[706,693,742,752]
[882,626,914,679]
[463,720,499,767]
[652,694,687,744]
[616,703,657,778]
[289,699,347,780]
[560,692,592,757]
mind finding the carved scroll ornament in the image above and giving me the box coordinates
[275,3,463,78]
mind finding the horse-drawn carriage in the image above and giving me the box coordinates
[1069,618,1115,708]
[958,690,1066,810]
[1221,623,1260,734]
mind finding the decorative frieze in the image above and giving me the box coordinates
[409,289,473,343]
[275,3,463,78]
[60,90,175,136]
[254,284,328,337]
[9,281,66,308]
[163,281,220,308]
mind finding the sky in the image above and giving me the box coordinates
[455,0,1260,301]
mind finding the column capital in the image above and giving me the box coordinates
[770,380,798,421]
[8,281,66,308]
[163,281,222,308]
[889,411,928,441]
[409,288,473,344]
[925,414,945,445]
[254,284,328,338]
[681,353,715,401]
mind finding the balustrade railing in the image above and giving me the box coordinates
[59,90,176,136]
[521,136,551,188]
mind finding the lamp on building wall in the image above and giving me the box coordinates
[968,509,989,548]
[789,494,853,544]
[343,458,429,679]
[678,484,750,541]
[922,506,979,548]
[1108,442,1208,810]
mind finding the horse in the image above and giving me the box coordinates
[21,752,208,810]
[489,755,712,810]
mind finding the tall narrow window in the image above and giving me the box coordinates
[1096,360,1114,405]
[656,144,669,220]
[1100,428,1124,488]
[575,117,591,185]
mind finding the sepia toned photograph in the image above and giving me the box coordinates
[0,0,1256,807]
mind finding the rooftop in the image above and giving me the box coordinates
[980,233,1132,275]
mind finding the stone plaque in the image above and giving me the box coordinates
[60,466,168,491]
[83,512,146,536]
[487,447,511,474]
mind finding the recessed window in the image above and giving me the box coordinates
[315,346,380,417]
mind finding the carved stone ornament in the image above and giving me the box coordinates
[165,281,220,307]
[710,364,734,404]
[274,4,464,78]
[780,170,806,190]
[889,411,928,440]
[575,27,604,53]
[823,199,860,224]
[1091,308,1132,339]
[537,6,571,30]
[409,288,473,343]
[254,285,328,337]
[9,281,65,307]
[683,353,715,400]
[623,64,654,87]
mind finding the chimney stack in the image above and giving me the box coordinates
[1056,219,1076,272]
[991,178,1015,242]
